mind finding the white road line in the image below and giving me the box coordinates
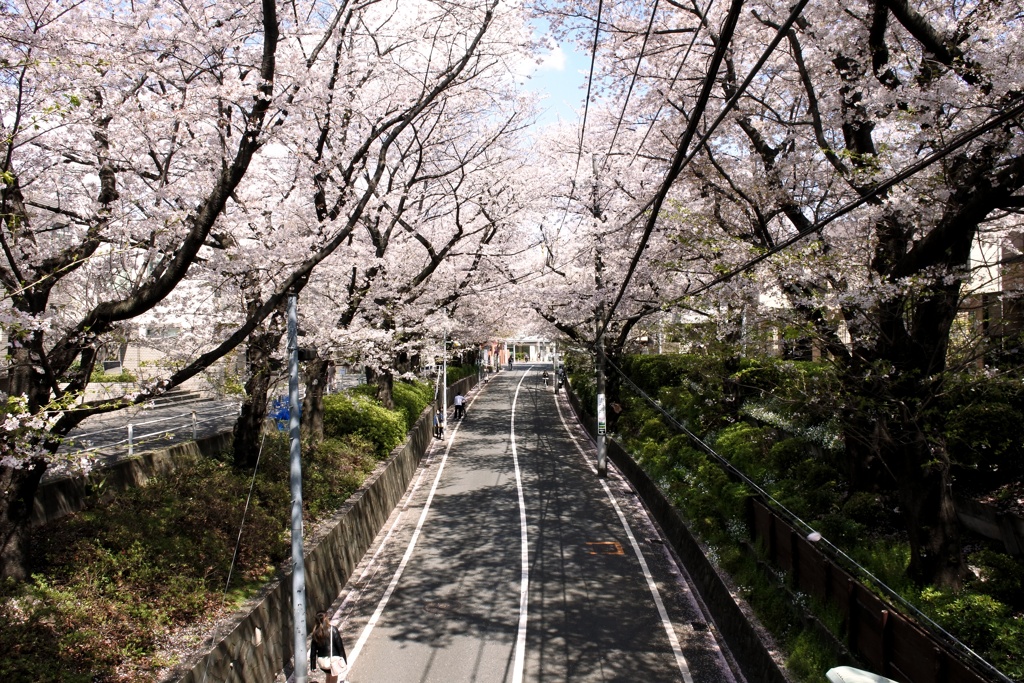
[510,368,532,683]
[343,385,486,671]
[553,393,695,683]
[334,429,444,625]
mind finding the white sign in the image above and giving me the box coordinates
[597,393,607,435]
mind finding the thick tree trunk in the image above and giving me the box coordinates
[365,366,395,409]
[0,456,47,580]
[301,357,328,444]
[896,433,964,587]
[839,279,966,589]
[233,327,283,468]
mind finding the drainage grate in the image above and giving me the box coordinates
[648,537,664,545]
[691,621,709,632]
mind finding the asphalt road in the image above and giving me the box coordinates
[306,366,743,683]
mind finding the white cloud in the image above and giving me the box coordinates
[513,35,565,83]
[536,41,565,72]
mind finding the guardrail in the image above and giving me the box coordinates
[60,403,242,458]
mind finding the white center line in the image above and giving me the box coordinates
[510,368,532,683]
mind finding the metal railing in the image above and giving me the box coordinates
[61,403,242,457]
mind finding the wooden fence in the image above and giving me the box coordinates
[750,501,999,683]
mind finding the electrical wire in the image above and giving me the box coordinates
[201,429,268,683]
[604,0,661,164]
[601,0,810,337]
[546,0,607,261]
[602,356,1014,683]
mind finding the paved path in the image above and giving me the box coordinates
[303,366,742,683]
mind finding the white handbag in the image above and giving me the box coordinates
[316,626,348,676]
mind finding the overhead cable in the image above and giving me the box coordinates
[602,356,1014,683]
[602,0,811,337]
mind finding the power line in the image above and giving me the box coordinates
[630,0,717,165]
[545,0,605,273]
[600,0,752,335]
[602,356,1014,683]
[604,0,661,164]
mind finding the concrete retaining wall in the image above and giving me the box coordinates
[173,374,482,683]
[171,405,437,683]
[956,497,1024,556]
[33,431,234,526]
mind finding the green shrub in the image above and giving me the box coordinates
[445,364,478,387]
[392,380,432,430]
[90,367,137,383]
[841,492,888,529]
[323,392,406,456]
[715,422,773,481]
[946,402,1024,474]
[967,549,1024,610]
[919,587,1024,679]
[2,428,383,682]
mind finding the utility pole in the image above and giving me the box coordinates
[592,153,607,478]
[287,292,308,682]
[442,330,448,434]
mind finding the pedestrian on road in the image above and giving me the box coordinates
[454,392,465,419]
[433,409,444,439]
[310,611,348,682]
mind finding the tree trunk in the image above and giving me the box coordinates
[838,277,967,588]
[233,327,283,468]
[365,366,395,409]
[0,456,47,580]
[301,357,328,444]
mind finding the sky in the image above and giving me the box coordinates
[517,24,590,129]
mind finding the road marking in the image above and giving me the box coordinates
[333,425,445,626]
[553,393,695,683]
[510,367,531,683]
[343,383,486,672]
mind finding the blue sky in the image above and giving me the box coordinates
[518,23,590,129]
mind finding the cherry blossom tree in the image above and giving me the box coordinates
[540,0,1024,587]
[0,0,532,576]
[0,0,284,579]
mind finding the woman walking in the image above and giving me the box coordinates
[310,611,348,682]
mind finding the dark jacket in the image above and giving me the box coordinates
[310,625,347,670]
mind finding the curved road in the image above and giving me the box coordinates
[308,366,742,683]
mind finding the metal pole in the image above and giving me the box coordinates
[442,331,448,433]
[191,410,197,440]
[287,293,308,682]
[596,308,608,478]
[592,152,607,477]
[553,345,559,393]
[127,423,133,457]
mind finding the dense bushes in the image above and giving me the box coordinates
[392,380,433,430]
[445,363,478,388]
[323,392,407,456]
